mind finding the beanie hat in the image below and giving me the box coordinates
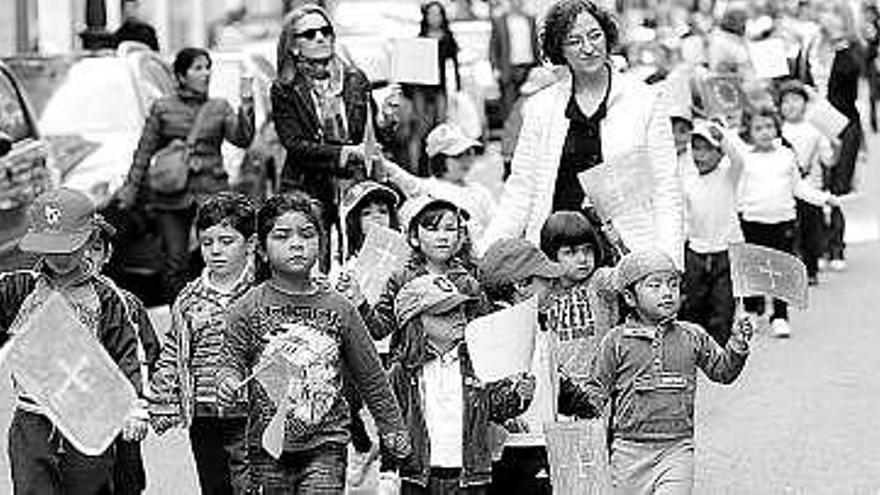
[615,249,679,292]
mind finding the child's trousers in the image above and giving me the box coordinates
[9,408,115,495]
[402,468,490,495]
[681,247,735,346]
[189,416,248,495]
[610,437,694,495]
[739,219,796,321]
[247,441,347,494]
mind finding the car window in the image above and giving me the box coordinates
[0,72,32,142]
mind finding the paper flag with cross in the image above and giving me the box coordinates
[697,74,745,129]
[351,225,411,305]
[544,419,611,495]
[729,243,809,309]
[6,292,137,455]
[254,323,340,458]
[577,149,653,223]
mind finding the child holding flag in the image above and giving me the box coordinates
[0,188,148,494]
[216,191,410,493]
[580,249,753,493]
[150,191,257,494]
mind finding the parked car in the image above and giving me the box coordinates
[0,59,54,266]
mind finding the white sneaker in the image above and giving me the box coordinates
[830,259,847,271]
[818,258,829,271]
[771,319,792,338]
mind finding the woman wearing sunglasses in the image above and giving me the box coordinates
[271,4,377,272]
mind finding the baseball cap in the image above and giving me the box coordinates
[478,237,565,290]
[19,188,104,254]
[399,194,470,232]
[340,180,401,222]
[425,123,481,159]
[615,249,679,292]
[691,119,721,148]
[395,274,474,327]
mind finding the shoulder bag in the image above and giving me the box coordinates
[148,100,214,194]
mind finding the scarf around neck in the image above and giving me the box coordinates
[298,56,349,144]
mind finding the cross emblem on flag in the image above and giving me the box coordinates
[5,292,137,455]
[729,243,809,309]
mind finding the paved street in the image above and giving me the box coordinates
[0,132,878,494]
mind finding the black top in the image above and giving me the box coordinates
[552,85,609,212]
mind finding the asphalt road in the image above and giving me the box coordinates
[0,135,878,494]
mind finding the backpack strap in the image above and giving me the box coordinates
[185,99,217,147]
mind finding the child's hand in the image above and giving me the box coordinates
[122,402,149,442]
[731,314,754,345]
[513,372,536,405]
[377,471,401,495]
[826,194,842,208]
[335,270,366,307]
[150,414,180,436]
[217,376,242,408]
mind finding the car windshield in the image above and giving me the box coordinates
[0,71,32,142]
[39,58,147,135]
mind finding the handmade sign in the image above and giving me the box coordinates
[351,225,411,305]
[390,38,439,85]
[747,38,790,80]
[465,295,538,383]
[6,292,137,455]
[577,149,653,223]
[545,419,611,495]
[729,243,808,309]
[698,74,745,128]
[805,97,849,140]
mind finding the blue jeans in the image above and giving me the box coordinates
[190,416,248,495]
[247,442,347,494]
[8,409,115,495]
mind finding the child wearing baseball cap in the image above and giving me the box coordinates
[478,237,596,495]
[578,249,753,493]
[383,273,535,492]
[377,122,497,243]
[0,187,148,493]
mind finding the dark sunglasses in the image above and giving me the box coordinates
[294,26,334,40]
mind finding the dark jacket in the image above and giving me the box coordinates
[127,88,255,209]
[271,64,372,208]
[795,39,864,120]
[113,19,160,51]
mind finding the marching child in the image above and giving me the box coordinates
[777,80,835,285]
[150,191,257,494]
[0,188,147,494]
[379,123,497,244]
[680,119,745,346]
[478,237,596,495]
[335,180,402,486]
[216,191,410,493]
[84,220,161,495]
[736,105,840,337]
[580,249,753,494]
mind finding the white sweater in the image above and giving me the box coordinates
[737,143,831,223]
[479,70,684,267]
[782,120,832,190]
[684,156,745,253]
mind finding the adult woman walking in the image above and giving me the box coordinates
[796,1,864,270]
[271,4,374,271]
[479,0,683,267]
[120,47,255,302]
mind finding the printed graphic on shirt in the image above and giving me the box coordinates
[545,287,601,379]
[256,321,340,426]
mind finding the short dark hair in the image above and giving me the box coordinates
[428,153,449,178]
[776,79,810,105]
[540,210,602,260]
[741,105,782,143]
[257,190,324,253]
[542,0,619,65]
[671,116,694,129]
[173,47,211,79]
[195,192,257,239]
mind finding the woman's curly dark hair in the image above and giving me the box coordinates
[541,0,619,66]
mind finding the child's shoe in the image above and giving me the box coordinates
[771,319,792,338]
[818,258,829,271]
[830,259,847,272]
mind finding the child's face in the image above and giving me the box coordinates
[359,201,392,234]
[265,211,320,277]
[416,210,461,265]
[44,245,88,275]
[421,308,466,354]
[84,235,111,274]
[199,224,250,280]
[555,243,596,283]
[749,115,778,150]
[672,120,693,157]
[691,136,723,174]
[444,150,476,182]
[779,93,807,123]
[514,275,555,305]
[625,270,681,324]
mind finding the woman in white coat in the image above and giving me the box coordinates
[480,0,683,267]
